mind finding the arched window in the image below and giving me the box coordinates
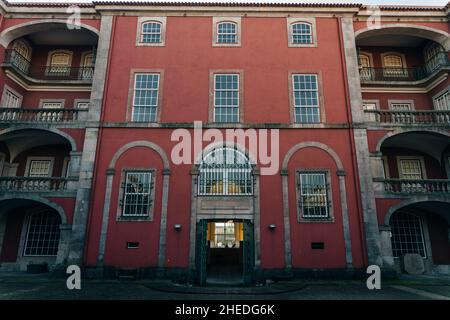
[47,51,72,75]
[359,53,373,80]
[141,21,162,43]
[198,147,253,196]
[382,54,406,78]
[11,39,31,73]
[217,22,237,44]
[390,211,426,258]
[23,211,61,256]
[291,22,313,44]
[80,52,95,80]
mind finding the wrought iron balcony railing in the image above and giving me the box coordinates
[365,109,450,125]
[379,179,450,195]
[360,52,450,83]
[0,107,85,123]
[0,177,77,192]
[2,49,94,81]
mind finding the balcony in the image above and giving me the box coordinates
[0,177,78,193]
[2,49,94,85]
[376,178,450,195]
[359,52,450,83]
[0,107,87,124]
[365,109,450,125]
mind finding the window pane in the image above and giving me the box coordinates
[141,22,162,43]
[198,147,253,196]
[29,160,51,177]
[123,171,152,216]
[132,73,160,122]
[293,74,320,123]
[390,212,426,258]
[24,212,61,256]
[214,74,239,123]
[299,172,329,218]
[292,23,312,44]
[217,22,237,44]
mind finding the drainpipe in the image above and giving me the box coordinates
[82,15,117,266]
[337,16,369,267]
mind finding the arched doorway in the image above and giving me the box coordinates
[0,198,69,272]
[193,145,257,285]
[385,201,450,274]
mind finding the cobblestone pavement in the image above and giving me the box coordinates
[0,273,449,300]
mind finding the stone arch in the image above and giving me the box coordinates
[282,141,344,171]
[375,129,450,153]
[355,24,450,51]
[0,20,99,48]
[193,140,258,167]
[108,140,170,170]
[0,127,78,153]
[0,194,68,224]
[383,196,450,226]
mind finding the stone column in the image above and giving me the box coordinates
[337,170,353,268]
[188,168,199,270]
[97,168,115,265]
[68,16,114,265]
[157,168,171,270]
[68,151,82,177]
[253,167,261,269]
[340,17,382,266]
[379,225,395,268]
[281,169,292,270]
[56,223,73,266]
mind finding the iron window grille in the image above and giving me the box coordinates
[23,211,61,257]
[198,147,253,196]
[121,171,154,217]
[298,172,330,219]
[390,211,427,258]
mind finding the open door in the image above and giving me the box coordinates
[195,219,208,285]
[242,220,254,285]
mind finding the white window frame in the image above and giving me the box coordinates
[287,17,317,48]
[213,73,240,123]
[396,156,427,180]
[389,100,415,111]
[39,99,65,109]
[24,157,54,178]
[74,99,90,109]
[46,50,73,76]
[62,157,71,178]
[362,100,379,111]
[297,170,332,221]
[292,73,321,123]
[212,17,241,47]
[131,73,161,123]
[433,87,449,111]
[120,169,155,219]
[136,17,167,47]
[1,85,23,108]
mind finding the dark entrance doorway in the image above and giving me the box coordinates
[196,219,254,286]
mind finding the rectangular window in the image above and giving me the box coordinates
[391,103,412,111]
[132,73,160,122]
[41,102,63,109]
[292,74,320,123]
[122,171,153,217]
[28,160,52,177]
[141,22,162,43]
[76,102,90,109]
[3,89,21,108]
[363,102,377,111]
[214,74,239,123]
[23,212,61,257]
[434,90,449,111]
[399,159,423,180]
[298,172,329,219]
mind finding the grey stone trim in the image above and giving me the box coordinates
[188,173,198,269]
[0,127,78,152]
[69,16,113,265]
[98,140,170,265]
[354,23,450,51]
[0,19,99,48]
[339,174,353,268]
[341,17,382,266]
[281,173,291,269]
[108,140,171,170]
[282,141,344,171]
